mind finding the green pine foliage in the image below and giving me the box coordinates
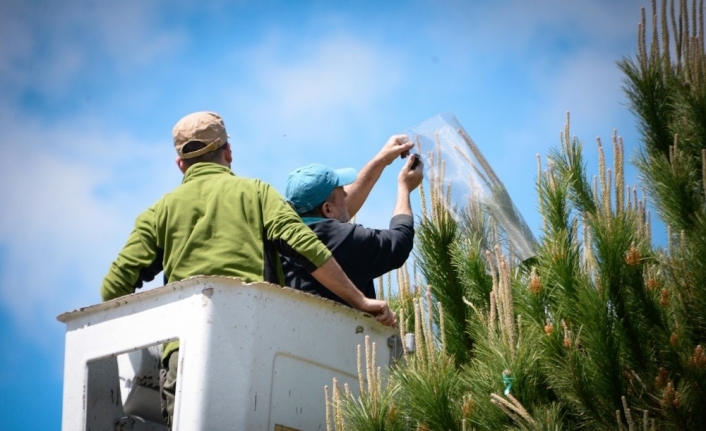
[413,155,479,366]
[619,0,706,427]
[332,1,706,429]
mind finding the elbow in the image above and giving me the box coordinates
[100,275,132,302]
[100,286,114,302]
[389,246,413,269]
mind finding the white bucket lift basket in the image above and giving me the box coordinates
[58,276,397,431]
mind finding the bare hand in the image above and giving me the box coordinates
[377,134,415,166]
[359,298,397,327]
[398,154,424,192]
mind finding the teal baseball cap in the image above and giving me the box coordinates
[286,163,358,214]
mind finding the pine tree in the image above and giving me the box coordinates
[618,0,706,427]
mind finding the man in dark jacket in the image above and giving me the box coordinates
[282,135,423,303]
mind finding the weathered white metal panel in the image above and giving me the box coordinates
[58,276,396,431]
[117,345,163,424]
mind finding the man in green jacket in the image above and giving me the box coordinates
[100,111,395,428]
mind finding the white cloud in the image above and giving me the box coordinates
[523,48,628,146]
[447,0,644,54]
[0,0,185,100]
[0,111,177,344]
[275,39,399,116]
[230,33,404,143]
[0,3,35,87]
[213,31,409,187]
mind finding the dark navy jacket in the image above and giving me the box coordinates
[282,214,414,305]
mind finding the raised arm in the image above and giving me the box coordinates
[344,134,415,217]
[394,154,424,217]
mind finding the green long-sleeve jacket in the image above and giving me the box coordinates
[100,162,332,360]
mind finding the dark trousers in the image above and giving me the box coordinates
[159,349,178,429]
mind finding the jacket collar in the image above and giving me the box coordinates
[182,163,234,183]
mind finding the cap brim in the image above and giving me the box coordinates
[334,167,358,187]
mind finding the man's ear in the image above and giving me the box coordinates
[223,143,232,164]
[321,202,332,218]
[175,156,189,174]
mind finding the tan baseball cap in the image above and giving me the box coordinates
[172,111,229,159]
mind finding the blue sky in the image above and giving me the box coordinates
[0,0,655,428]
